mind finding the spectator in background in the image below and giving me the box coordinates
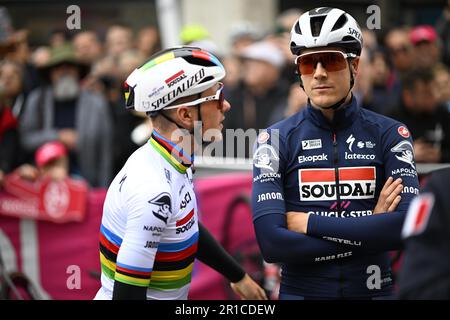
[409,25,442,69]
[355,49,393,115]
[19,44,113,187]
[225,41,288,131]
[73,30,104,65]
[0,60,26,180]
[436,0,450,67]
[229,21,261,55]
[112,49,147,172]
[105,24,133,59]
[34,141,70,181]
[385,28,415,109]
[0,89,19,185]
[224,21,260,90]
[48,29,70,48]
[362,28,378,53]
[270,8,304,85]
[30,46,50,68]
[1,29,41,93]
[0,60,26,119]
[433,63,450,112]
[282,82,308,118]
[136,26,160,58]
[370,50,392,111]
[389,68,450,163]
[10,141,72,183]
[353,49,373,107]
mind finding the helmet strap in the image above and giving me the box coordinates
[159,111,192,133]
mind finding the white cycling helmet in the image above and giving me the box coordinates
[124,46,225,113]
[290,7,363,56]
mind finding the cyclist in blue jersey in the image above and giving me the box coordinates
[95,46,266,300]
[251,7,419,299]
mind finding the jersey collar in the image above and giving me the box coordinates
[306,94,359,130]
[149,130,193,174]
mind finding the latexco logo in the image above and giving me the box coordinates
[345,134,376,160]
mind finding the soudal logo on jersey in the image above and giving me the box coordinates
[176,208,196,234]
[298,167,376,201]
[165,70,187,87]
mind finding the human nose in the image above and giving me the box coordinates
[222,99,231,113]
[313,62,327,79]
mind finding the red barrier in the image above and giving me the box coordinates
[0,173,259,300]
[0,189,105,299]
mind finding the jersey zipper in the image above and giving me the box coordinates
[332,132,344,298]
[332,133,342,213]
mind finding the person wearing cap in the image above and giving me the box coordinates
[388,67,450,164]
[34,141,69,181]
[19,43,113,187]
[94,46,267,300]
[410,25,442,69]
[225,41,288,130]
[251,7,418,299]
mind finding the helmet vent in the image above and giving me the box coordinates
[294,21,302,35]
[183,56,216,67]
[199,76,214,84]
[331,14,348,31]
[310,16,326,37]
[341,36,355,42]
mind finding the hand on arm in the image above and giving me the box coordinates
[373,177,403,214]
[286,175,404,235]
[230,274,268,300]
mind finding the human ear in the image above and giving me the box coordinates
[351,57,360,76]
[176,106,196,129]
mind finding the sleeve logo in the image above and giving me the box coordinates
[390,140,415,169]
[149,192,172,223]
[257,131,270,144]
[253,144,279,172]
[398,126,410,138]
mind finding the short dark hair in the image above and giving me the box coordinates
[401,68,434,92]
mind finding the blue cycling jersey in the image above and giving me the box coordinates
[252,96,419,299]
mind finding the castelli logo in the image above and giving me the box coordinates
[43,181,70,219]
[398,126,410,138]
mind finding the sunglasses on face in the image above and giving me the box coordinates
[166,82,225,110]
[294,50,356,75]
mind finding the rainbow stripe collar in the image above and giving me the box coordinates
[149,130,193,174]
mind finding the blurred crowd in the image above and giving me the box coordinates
[1,4,450,188]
